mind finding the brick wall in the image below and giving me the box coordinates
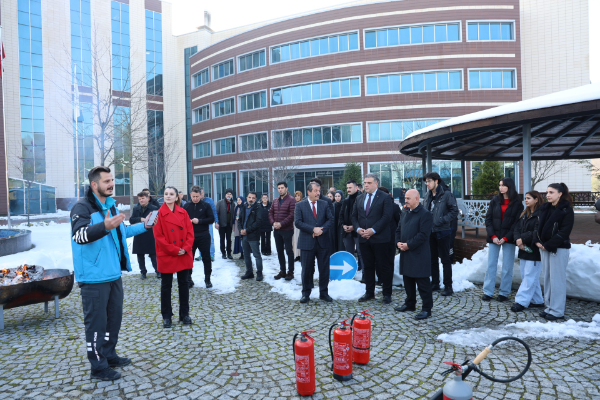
[453,237,486,263]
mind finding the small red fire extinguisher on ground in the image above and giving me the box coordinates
[293,330,316,396]
[329,319,353,381]
[351,309,373,365]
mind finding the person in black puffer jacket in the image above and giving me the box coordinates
[482,177,524,302]
[183,186,215,288]
[510,191,546,312]
[258,194,272,255]
[534,183,575,321]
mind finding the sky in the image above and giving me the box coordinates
[170,0,599,83]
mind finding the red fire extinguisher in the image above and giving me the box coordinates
[328,319,353,381]
[351,309,373,365]
[293,330,315,396]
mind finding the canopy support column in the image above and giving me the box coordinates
[426,144,433,173]
[461,159,466,198]
[523,123,532,194]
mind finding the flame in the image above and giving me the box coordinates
[15,264,30,280]
[0,268,8,276]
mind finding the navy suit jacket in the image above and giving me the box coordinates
[351,189,393,243]
[294,198,333,250]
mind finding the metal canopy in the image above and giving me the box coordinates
[400,99,600,161]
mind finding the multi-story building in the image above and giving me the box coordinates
[0,0,591,215]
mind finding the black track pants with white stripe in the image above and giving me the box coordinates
[79,277,123,372]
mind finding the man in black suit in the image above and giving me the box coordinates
[294,182,334,304]
[183,185,215,288]
[129,191,158,280]
[351,173,394,304]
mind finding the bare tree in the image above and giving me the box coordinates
[388,150,423,191]
[531,160,571,190]
[241,135,307,192]
[7,146,40,225]
[142,120,184,197]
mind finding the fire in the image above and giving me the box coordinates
[0,269,8,276]
[15,264,30,280]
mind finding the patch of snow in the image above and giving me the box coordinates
[116,204,130,211]
[405,82,600,141]
[453,242,600,303]
[0,210,70,221]
[438,314,600,347]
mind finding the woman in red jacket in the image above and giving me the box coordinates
[153,186,194,328]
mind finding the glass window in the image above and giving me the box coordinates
[351,124,361,142]
[368,123,378,141]
[410,26,422,43]
[478,23,490,40]
[332,126,341,143]
[313,127,322,144]
[437,72,449,90]
[290,42,300,59]
[469,71,479,89]
[412,74,424,91]
[341,125,351,142]
[282,87,291,104]
[329,36,338,53]
[391,122,402,140]
[350,78,360,96]
[490,23,501,40]
[378,76,389,94]
[365,31,376,48]
[491,70,502,88]
[501,23,512,40]
[271,89,281,105]
[312,83,321,100]
[388,28,399,46]
[339,35,348,51]
[330,80,340,98]
[399,27,410,44]
[423,25,434,43]
[301,84,311,101]
[321,81,330,99]
[340,79,350,97]
[503,70,514,88]
[424,73,436,91]
[367,76,378,95]
[468,23,478,40]
[310,39,320,56]
[349,33,359,50]
[401,74,412,92]
[292,130,302,146]
[300,41,310,57]
[303,129,312,145]
[380,123,391,140]
[292,86,302,103]
[435,25,447,42]
[281,44,290,61]
[272,47,280,63]
[319,37,328,54]
[323,127,331,144]
[376,30,387,47]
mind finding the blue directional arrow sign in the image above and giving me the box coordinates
[329,251,358,281]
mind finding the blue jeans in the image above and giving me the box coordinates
[514,260,543,307]
[483,242,516,297]
[242,236,263,275]
[209,224,215,257]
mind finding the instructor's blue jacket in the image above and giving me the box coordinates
[70,187,147,283]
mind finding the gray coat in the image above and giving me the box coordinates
[423,184,458,233]
[216,198,235,227]
[395,204,433,278]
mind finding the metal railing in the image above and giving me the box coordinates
[457,199,490,238]
[464,192,599,207]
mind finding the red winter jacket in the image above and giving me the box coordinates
[154,203,194,273]
[268,194,296,231]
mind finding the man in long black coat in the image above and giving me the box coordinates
[130,191,159,279]
[394,189,434,320]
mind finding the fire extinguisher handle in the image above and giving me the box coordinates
[473,346,492,365]
[301,330,315,340]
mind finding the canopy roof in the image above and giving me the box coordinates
[400,83,600,161]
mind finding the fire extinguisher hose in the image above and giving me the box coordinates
[328,323,338,371]
[470,336,532,383]
[292,333,299,358]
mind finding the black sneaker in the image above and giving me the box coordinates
[441,287,454,296]
[140,273,147,280]
[163,318,172,328]
[90,367,121,381]
[256,273,264,282]
[205,281,213,288]
[482,294,493,301]
[431,285,442,292]
[156,272,162,279]
[107,357,131,368]
[241,273,254,280]
[529,302,545,308]
[222,255,227,260]
[180,316,192,325]
[511,303,526,312]
[496,295,508,302]
[227,254,233,259]
[188,280,195,288]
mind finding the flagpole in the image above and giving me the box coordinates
[1,25,12,229]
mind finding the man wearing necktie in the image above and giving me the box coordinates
[351,173,394,304]
[294,182,334,304]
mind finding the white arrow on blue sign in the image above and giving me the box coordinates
[329,251,358,281]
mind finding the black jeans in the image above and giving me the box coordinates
[403,275,433,312]
[160,269,190,319]
[192,231,212,281]
[137,253,157,274]
[260,231,272,254]
[430,233,452,288]
[219,225,233,256]
[274,230,294,273]
[79,278,123,372]
[360,241,394,297]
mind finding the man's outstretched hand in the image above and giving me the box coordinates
[104,210,125,231]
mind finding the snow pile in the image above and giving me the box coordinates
[116,204,130,211]
[0,209,70,221]
[438,314,600,347]
[453,242,600,302]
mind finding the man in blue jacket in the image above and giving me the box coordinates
[71,166,150,381]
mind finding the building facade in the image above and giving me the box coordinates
[0,0,591,215]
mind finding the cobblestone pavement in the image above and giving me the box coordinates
[1,259,599,400]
